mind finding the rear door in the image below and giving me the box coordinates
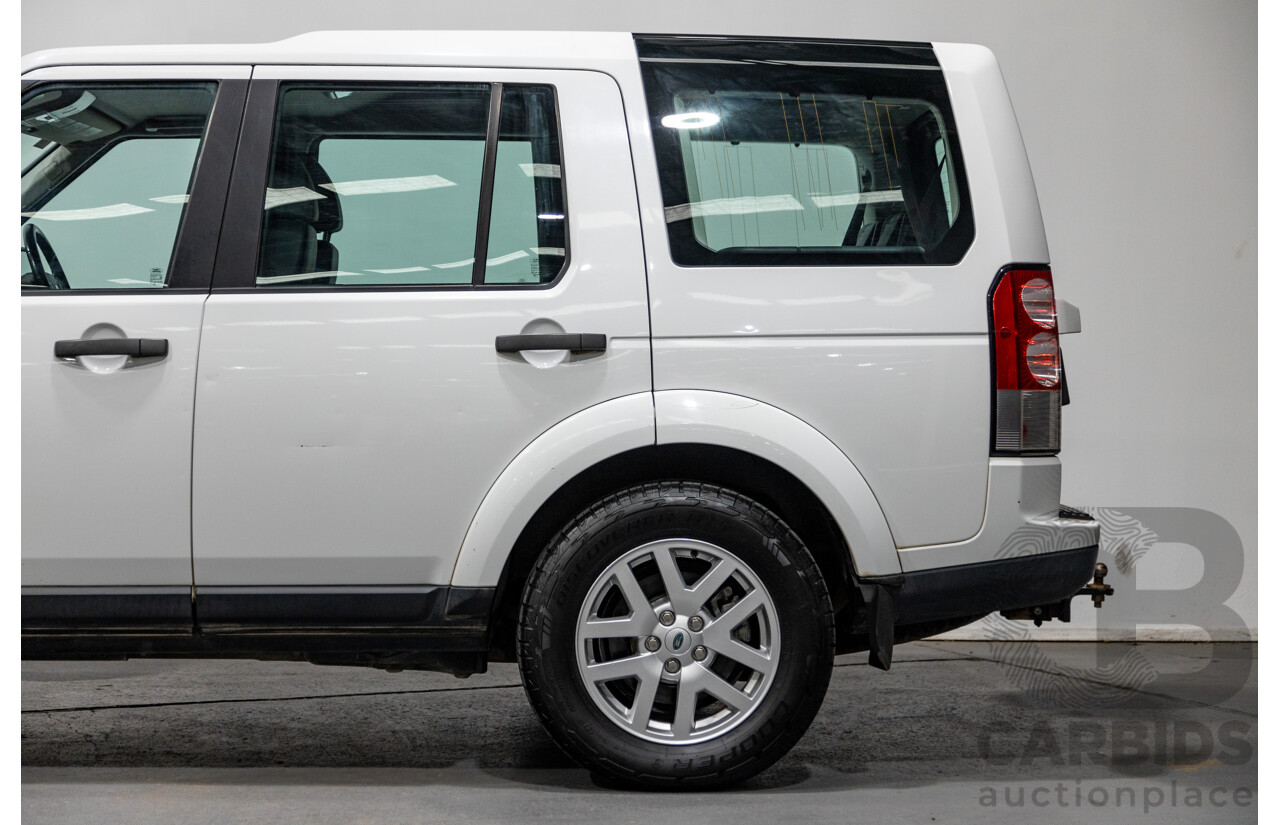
[190,66,648,604]
[21,69,245,624]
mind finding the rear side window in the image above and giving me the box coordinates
[637,36,974,266]
[486,86,566,284]
[257,83,566,288]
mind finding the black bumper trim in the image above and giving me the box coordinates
[892,544,1099,625]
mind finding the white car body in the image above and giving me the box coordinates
[21,31,1103,787]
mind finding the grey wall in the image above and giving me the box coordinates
[23,0,1258,639]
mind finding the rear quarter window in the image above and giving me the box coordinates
[637,36,974,267]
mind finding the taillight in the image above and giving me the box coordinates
[1024,333,1060,386]
[990,265,1060,454]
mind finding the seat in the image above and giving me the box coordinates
[259,147,342,284]
[303,155,343,273]
[843,199,917,248]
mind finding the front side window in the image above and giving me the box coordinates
[256,82,566,288]
[20,84,216,290]
[638,36,973,267]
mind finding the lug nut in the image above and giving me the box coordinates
[664,658,681,674]
[691,645,708,662]
[688,616,704,632]
[659,610,676,626]
[644,635,661,652]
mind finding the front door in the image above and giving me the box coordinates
[21,68,247,626]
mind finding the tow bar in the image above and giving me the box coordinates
[1001,562,1114,627]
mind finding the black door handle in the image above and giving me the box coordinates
[495,333,607,353]
[54,338,169,358]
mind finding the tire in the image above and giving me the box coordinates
[517,482,835,789]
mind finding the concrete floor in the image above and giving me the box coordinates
[23,641,1256,824]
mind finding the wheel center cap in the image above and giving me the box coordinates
[665,627,689,654]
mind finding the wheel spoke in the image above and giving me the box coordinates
[671,674,699,739]
[610,565,655,625]
[696,668,752,712]
[584,653,649,683]
[651,545,688,612]
[685,557,738,612]
[703,588,765,644]
[708,638,776,678]
[581,614,649,639]
[627,667,662,733]
[654,549,738,616]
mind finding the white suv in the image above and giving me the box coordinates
[21,32,1103,788]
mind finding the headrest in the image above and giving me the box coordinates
[267,148,342,235]
[303,155,343,235]
[267,150,321,224]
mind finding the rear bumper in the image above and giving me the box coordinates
[893,543,1098,625]
[846,538,1101,665]
[894,457,1099,574]
[858,456,1103,640]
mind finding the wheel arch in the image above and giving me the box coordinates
[484,442,878,660]
[451,390,899,660]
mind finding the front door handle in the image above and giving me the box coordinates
[54,338,169,359]
[495,333,607,353]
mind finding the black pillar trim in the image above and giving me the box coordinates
[471,83,504,286]
[169,78,249,290]
[211,78,280,290]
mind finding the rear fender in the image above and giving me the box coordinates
[654,390,900,577]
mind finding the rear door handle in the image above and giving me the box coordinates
[494,333,607,353]
[54,338,169,358]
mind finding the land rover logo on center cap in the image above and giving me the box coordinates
[671,631,685,651]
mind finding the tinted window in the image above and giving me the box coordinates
[637,36,973,267]
[22,134,51,171]
[485,85,566,285]
[257,83,566,288]
[20,84,216,290]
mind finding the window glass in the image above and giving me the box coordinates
[315,137,485,285]
[22,134,51,171]
[20,84,216,289]
[638,37,974,267]
[675,119,863,250]
[257,83,566,288]
[258,84,491,287]
[485,85,566,285]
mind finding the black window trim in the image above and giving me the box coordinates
[20,77,249,295]
[213,78,571,294]
[633,33,941,66]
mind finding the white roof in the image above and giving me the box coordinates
[23,30,642,74]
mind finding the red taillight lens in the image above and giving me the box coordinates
[990,266,1061,454]
[991,268,1060,391]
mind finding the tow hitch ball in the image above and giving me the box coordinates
[1079,562,1115,608]
[1001,563,1114,626]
